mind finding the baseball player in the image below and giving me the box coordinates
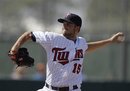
[9,13,124,91]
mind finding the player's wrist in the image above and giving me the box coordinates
[9,50,17,55]
[108,38,113,43]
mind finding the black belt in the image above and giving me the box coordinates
[45,82,78,91]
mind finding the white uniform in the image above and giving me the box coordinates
[33,31,88,91]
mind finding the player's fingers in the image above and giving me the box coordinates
[117,32,124,36]
[110,32,125,43]
[117,32,125,41]
[117,36,125,42]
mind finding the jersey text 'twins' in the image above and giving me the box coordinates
[52,47,83,65]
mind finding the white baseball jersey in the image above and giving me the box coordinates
[33,31,88,87]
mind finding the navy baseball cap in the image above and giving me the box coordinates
[58,13,82,27]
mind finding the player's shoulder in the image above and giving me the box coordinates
[77,36,88,49]
[32,31,60,37]
[77,36,86,41]
[44,31,62,38]
[46,31,60,36]
[77,36,87,45]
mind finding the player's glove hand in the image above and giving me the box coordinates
[8,47,34,68]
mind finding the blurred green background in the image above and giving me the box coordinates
[0,0,130,82]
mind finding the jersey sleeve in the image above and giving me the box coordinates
[83,38,88,52]
[79,37,88,52]
[32,31,52,44]
[85,40,88,51]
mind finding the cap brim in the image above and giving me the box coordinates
[58,18,72,23]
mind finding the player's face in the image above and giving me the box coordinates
[62,21,79,37]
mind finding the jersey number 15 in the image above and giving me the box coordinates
[72,63,82,74]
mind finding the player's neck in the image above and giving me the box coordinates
[63,33,77,42]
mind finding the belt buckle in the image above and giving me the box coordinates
[58,87,69,91]
[45,82,78,91]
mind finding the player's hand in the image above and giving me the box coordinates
[8,50,17,61]
[109,32,125,43]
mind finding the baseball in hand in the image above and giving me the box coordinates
[117,36,125,42]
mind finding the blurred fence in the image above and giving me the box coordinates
[0,80,130,91]
[85,40,130,82]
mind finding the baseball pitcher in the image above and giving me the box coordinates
[9,13,124,91]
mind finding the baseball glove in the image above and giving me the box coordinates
[8,47,34,68]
